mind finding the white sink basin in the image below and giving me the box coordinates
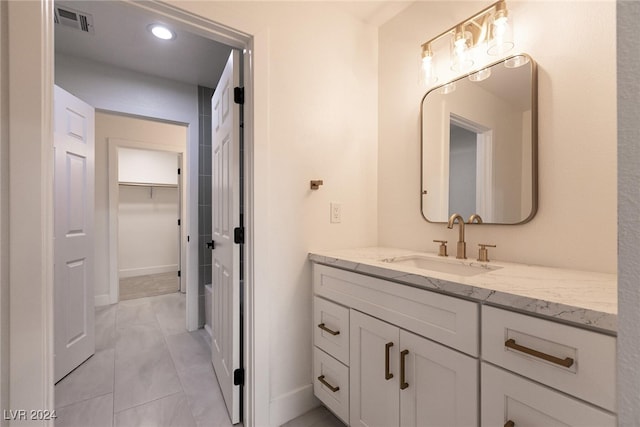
[380,254,502,277]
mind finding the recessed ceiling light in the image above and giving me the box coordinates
[148,24,176,41]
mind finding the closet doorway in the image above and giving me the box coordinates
[118,148,182,300]
[101,112,188,304]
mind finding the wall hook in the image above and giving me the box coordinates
[310,180,324,190]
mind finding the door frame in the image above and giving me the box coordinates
[107,136,187,306]
[6,1,270,425]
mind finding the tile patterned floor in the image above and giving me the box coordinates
[55,292,232,427]
[119,272,180,301]
[54,291,344,427]
[281,406,345,427]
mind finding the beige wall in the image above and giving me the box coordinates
[379,1,617,273]
[94,112,187,300]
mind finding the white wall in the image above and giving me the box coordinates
[617,1,640,424]
[119,148,179,185]
[118,185,179,278]
[95,112,187,300]
[379,1,616,273]
[0,1,9,423]
[118,146,180,278]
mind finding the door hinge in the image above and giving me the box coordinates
[233,227,244,244]
[233,368,244,386]
[177,219,181,226]
[177,270,181,277]
[177,168,181,175]
[234,87,244,105]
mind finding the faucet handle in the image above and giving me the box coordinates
[477,244,496,262]
[433,240,448,257]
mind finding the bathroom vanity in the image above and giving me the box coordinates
[309,247,617,426]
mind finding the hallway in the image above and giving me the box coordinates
[54,293,232,427]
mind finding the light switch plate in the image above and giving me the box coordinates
[330,202,342,223]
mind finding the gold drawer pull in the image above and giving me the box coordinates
[317,375,340,392]
[317,323,340,336]
[400,349,409,390]
[504,421,515,427]
[385,342,394,380]
[505,338,574,368]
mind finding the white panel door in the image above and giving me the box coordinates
[350,310,400,427]
[211,50,241,424]
[399,330,478,427]
[53,86,95,383]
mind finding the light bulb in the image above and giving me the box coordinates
[148,24,176,40]
[469,68,491,82]
[450,27,474,72]
[439,82,456,95]
[420,44,438,86]
[504,54,530,68]
[487,4,514,56]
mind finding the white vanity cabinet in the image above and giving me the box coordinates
[311,262,617,426]
[350,310,478,427]
[482,363,616,427]
[481,305,616,426]
[313,296,350,423]
[313,264,479,427]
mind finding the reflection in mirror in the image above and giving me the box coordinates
[421,54,537,224]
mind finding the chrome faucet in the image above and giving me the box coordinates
[447,213,466,259]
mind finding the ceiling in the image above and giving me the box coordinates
[55,1,233,88]
[54,1,411,89]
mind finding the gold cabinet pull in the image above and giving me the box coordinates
[400,349,409,390]
[385,342,394,380]
[317,375,340,392]
[504,338,574,368]
[317,323,340,336]
[504,421,515,427]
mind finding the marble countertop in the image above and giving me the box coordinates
[309,247,617,333]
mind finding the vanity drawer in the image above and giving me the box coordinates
[482,363,616,427]
[313,347,349,424]
[314,264,478,356]
[482,305,616,411]
[314,296,349,364]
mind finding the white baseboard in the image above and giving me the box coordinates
[269,384,320,427]
[119,264,178,278]
[94,294,111,307]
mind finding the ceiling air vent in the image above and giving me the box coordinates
[54,5,95,34]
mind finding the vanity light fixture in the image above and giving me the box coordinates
[420,0,515,85]
[148,23,176,41]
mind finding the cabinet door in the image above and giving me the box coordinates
[399,330,478,427]
[482,363,616,427]
[350,310,400,427]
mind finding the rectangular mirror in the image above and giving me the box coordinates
[421,54,537,224]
